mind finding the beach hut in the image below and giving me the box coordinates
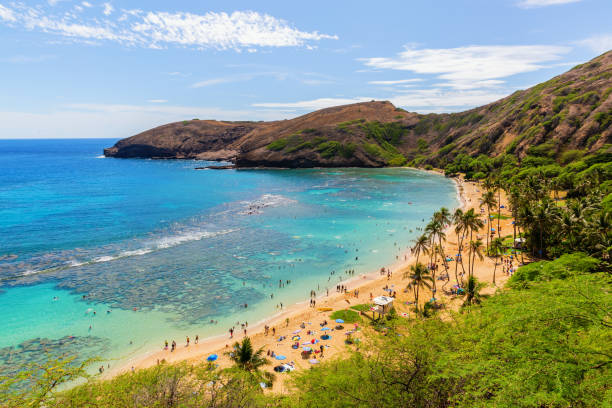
[514,237,526,249]
[372,296,394,318]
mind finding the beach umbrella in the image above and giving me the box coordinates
[275,355,286,360]
[335,319,344,323]
[309,359,320,364]
[292,330,301,334]
[320,327,330,331]
[302,346,312,352]
[292,335,300,341]
[321,334,331,340]
[206,354,218,362]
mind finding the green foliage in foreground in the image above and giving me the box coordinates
[508,252,600,289]
[282,267,611,408]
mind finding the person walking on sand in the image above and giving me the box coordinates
[164,340,168,350]
[229,328,234,338]
[195,335,199,344]
[186,336,190,347]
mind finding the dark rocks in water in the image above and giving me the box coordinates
[195,165,236,170]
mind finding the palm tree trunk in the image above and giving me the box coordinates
[454,232,461,285]
[493,255,497,286]
[486,206,491,252]
[497,188,502,240]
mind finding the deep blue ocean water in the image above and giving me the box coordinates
[0,139,458,373]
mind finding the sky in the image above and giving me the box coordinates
[0,0,611,139]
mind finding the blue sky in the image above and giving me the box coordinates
[0,0,611,138]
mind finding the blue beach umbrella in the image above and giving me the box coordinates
[275,355,286,360]
[335,319,344,323]
[302,346,312,352]
[320,327,330,331]
[207,354,218,362]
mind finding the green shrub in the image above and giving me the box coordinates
[559,149,585,165]
[509,253,600,289]
[330,309,361,323]
[267,138,289,151]
[317,141,340,158]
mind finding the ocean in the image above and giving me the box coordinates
[0,138,459,374]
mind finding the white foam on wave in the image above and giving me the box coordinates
[154,228,236,249]
[95,155,106,159]
[238,194,296,215]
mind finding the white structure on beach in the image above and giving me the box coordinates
[372,296,394,315]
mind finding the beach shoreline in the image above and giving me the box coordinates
[105,172,474,380]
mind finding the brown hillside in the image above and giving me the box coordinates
[105,51,612,168]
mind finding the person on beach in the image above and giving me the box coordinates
[164,340,168,350]
[195,335,199,344]
[186,336,190,347]
[171,340,176,352]
[229,328,234,338]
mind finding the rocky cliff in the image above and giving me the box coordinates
[105,51,612,168]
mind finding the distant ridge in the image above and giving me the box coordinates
[105,50,612,168]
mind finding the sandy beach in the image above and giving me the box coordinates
[106,175,517,392]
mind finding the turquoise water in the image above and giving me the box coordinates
[0,139,458,373]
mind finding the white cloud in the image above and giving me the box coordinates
[147,99,167,103]
[81,1,92,8]
[102,3,114,16]
[191,77,245,88]
[390,89,508,110]
[251,88,509,113]
[130,10,337,50]
[0,4,337,51]
[435,79,506,90]
[575,34,612,54]
[361,44,570,91]
[0,5,16,22]
[516,0,582,8]
[368,79,423,85]
[253,97,374,110]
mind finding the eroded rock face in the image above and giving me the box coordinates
[105,51,612,168]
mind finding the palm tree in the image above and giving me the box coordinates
[462,276,488,307]
[452,208,465,284]
[491,177,503,239]
[463,209,484,275]
[226,337,274,385]
[411,234,430,265]
[489,237,504,286]
[433,207,451,273]
[469,239,484,278]
[479,190,497,251]
[408,262,433,314]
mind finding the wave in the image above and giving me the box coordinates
[2,228,238,281]
[238,194,296,215]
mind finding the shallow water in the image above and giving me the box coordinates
[0,139,458,373]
